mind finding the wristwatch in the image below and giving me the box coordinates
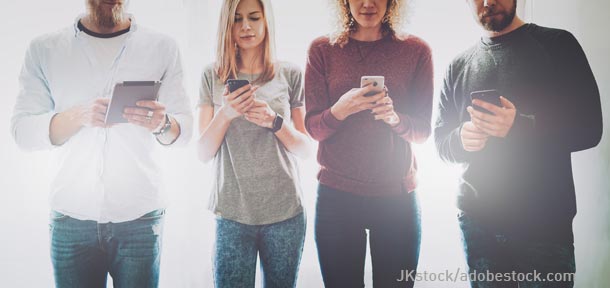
[153,114,172,136]
[268,113,283,133]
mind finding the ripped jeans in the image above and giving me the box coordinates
[49,209,165,288]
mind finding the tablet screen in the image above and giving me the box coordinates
[105,81,161,124]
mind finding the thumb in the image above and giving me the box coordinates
[500,96,515,109]
[357,85,375,97]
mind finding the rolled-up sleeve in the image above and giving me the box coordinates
[11,39,57,151]
[158,39,193,147]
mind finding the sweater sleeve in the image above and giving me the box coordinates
[304,39,344,142]
[434,64,472,164]
[507,31,603,152]
[391,44,434,144]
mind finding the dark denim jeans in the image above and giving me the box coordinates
[213,212,306,288]
[458,211,576,288]
[49,209,165,288]
[315,184,421,288]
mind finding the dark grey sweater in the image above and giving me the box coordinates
[434,24,603,243]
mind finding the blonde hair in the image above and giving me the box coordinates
[215,0,276,84]
[329,0,408,47]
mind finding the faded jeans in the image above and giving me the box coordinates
[213,212,306,288]
[49,209,165,288]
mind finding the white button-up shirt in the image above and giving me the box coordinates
[11,16,193,223]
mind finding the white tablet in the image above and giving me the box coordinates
[105,81,162,124]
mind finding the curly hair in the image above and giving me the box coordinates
[329,0,408,47]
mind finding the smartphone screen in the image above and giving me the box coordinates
[227,79,250,93]
[470,89,502,114]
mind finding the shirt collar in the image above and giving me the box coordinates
[73,13,137,38]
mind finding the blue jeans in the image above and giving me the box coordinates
[49,209,165,288]
[315,184,422,288]
[458,211,576,288]
[213,212,306,288]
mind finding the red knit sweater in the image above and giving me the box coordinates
[304,34,433,196]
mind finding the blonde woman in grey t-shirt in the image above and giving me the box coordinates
[197,0,311,287]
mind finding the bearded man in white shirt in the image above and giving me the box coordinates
[10,1,193,287]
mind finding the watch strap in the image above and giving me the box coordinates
[269,114,283,133]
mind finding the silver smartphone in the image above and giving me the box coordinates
[360,76,384,97]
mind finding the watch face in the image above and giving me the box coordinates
[162,116,171,132]
[154,115,171,135]
[272,114,283,132]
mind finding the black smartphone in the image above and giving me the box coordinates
[227,79,250,94]
[470,89,502,114]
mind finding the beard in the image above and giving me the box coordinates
[87,0,125,29]
[479,0,517,32]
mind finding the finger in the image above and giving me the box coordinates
[123,113,158,124]
[93,112,107,123]
[124,107,154,116]
[462,122,488,137]
[360,102,379,111]
[245,110,264,117]
[463,131,489,141]
[229,84,252,99]
[500,96,516,109]
[245,113,264,122]
[463,138,486,148]
[467,106,496,123]
[373,96,392,107]
[471,99,503,116]
[94,98,111,105]
[239,103,255,115]
[236,97,255,111]
[471,117,501,133]
[357,85,380,97]
[473,123,501,138]
[234,95,252,106]
[247,105,266,113]
[373,110,395,120]
[364,90,386,102]
[462,128,489,139]
[229,85,259,101]
[136,101,164,110]
[93,104,109,114]
[371,106,393,115]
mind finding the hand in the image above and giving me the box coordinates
[370,87,400,127]
[461,121,489,152]
[69,98,112,128]
[244,99,276,129]
[467,96,516,138]
[330,85,386,121]
[123,101,167,132]
[220,84,258,120]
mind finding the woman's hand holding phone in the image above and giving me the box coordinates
[371,87,400,127]
[220,84,258,120]
[244,99,276,129]
[330,85,386,121]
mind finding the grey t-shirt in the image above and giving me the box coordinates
[199,62,305,225]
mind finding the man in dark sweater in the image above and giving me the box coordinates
[434,0,602,287]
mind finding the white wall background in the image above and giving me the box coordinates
[0,0,607,287]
